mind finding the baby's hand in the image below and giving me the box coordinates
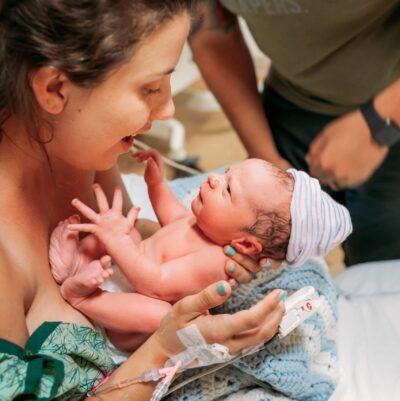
[132,150,164,186]
[68,184,140,246]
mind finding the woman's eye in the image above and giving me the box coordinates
[144,87,161,95]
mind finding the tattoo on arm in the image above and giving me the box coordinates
[189,13,204,39]
[189,0,237,40]
[209,0,237,32]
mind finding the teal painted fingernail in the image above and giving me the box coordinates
[263,260,272,269]
[224,246,236,256]
[217,283,227,296]
[279,290,287,301]
[228,264,237,273]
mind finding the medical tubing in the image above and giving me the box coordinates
[140,369,164,382]
[150,381,170,401]
[132,140,201,176]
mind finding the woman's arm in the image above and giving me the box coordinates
[86,281,285,400]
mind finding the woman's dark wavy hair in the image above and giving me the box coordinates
[0,0,199,145]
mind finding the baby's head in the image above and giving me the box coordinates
[191,159,294,259]
[192,159,353,266]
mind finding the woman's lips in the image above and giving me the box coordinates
[121,135,134,151]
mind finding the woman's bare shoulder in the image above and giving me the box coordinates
[0,245,30,346]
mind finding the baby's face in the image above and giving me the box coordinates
[191,159,292,245]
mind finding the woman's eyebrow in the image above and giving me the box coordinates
[151,67,175,77]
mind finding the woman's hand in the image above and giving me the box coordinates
[223,245,282,286]
[154,281,285,356]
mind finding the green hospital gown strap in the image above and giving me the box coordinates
[0,322,117,401]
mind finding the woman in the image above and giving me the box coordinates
[0,1,285,399]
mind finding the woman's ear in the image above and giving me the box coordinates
[30,67,69,114]
[231,236,263,255]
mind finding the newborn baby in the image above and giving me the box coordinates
[50,150,352,351]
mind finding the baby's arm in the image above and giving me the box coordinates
[134,246,229,302]
[133,150,190,225]
[69,185,227,301]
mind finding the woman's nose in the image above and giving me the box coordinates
[151,83,175,121]
[154,95,175,121]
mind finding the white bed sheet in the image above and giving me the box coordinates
[121,173,400,401]
[331,261,400,401]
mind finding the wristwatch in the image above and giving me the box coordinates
[360,99,400,147]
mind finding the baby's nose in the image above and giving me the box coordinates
[208,174,222,188]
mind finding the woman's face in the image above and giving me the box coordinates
[46,13,190,171]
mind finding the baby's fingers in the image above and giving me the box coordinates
[111,187,123,213]
[132,151,147,163]
[126,206,141,227]
[67,223,97,234]
[71,199,99,222]
[92,184,110,213]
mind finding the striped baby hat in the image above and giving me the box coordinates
[286,169,353,267]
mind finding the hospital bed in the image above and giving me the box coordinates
[331,260,400,400]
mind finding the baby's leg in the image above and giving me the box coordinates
[75,291,171,333]
[49,215,86,283]
[60,255,114,302]
[106,331,152,353]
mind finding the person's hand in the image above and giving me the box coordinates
[223,245,282,286]
[154,281,286,356]
[306,110,388,190]
[132,150,164,187]
[68,184,140,245]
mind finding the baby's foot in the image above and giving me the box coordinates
[60,255,114,306]
[49,215,83,283]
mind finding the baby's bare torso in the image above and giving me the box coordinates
[139,215,226,268]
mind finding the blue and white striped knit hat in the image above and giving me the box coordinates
[286,169,353,267]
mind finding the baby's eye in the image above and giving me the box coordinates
[226,185,231,195]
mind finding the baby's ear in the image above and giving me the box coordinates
[231,236,263,255]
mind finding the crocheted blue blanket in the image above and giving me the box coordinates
[165,174,338,401]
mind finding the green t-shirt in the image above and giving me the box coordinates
[219,0,400,115]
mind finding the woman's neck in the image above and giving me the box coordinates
[0,118,94,230]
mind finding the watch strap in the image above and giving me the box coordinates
[361,100,400,147]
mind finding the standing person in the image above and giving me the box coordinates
[189,0,400,265]
[0,1,285,400]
